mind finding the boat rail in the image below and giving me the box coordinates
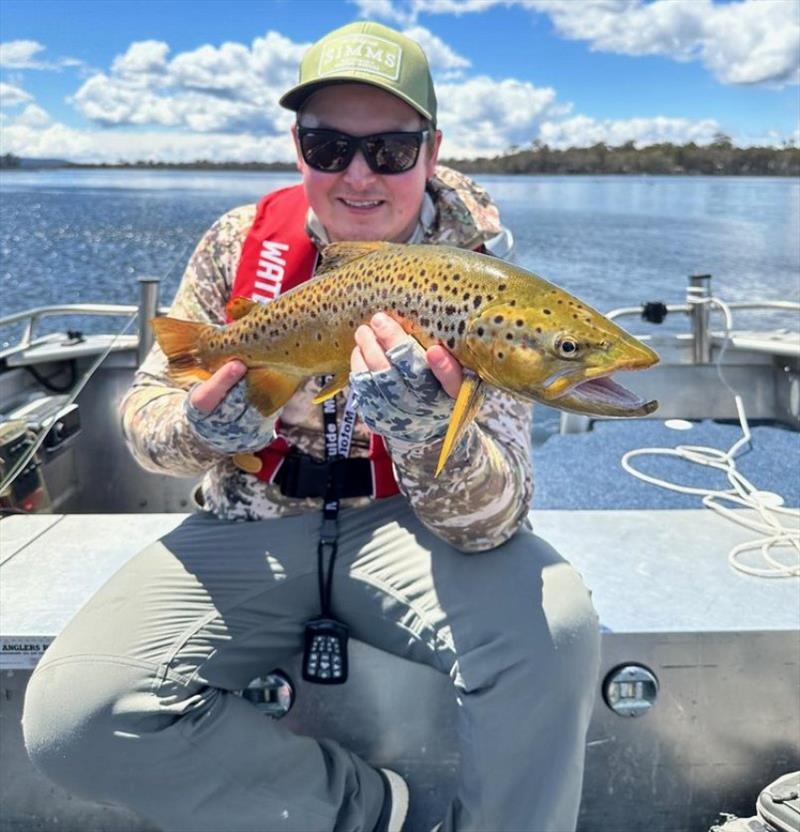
[0,277,169,366]
[605,274,799,365]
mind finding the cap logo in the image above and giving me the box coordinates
[318,34,402,82]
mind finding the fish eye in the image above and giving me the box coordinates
[556,336,580,358]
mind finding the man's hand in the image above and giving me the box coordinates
[349,312,463,446]
[184,359,275,455]
[189,360,247,414]
[351,313,462,397]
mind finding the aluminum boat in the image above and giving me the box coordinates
[1,269,798,832]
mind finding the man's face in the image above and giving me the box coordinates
[293,84,442,243]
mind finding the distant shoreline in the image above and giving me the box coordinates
[2,140,799,176]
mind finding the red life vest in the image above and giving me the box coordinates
[230,184,399,498]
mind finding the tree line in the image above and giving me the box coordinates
[2,139,799,175]
[441,138,800,176]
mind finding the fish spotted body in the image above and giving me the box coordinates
[152,241,659,475]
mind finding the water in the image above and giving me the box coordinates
[1,167,798,349]
[0,169,797,451]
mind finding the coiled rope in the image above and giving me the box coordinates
[621,293,800,578]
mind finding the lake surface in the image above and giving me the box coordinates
[1,169,798,340]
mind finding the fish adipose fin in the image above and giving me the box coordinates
[436,374,486,477]
[312,370,350,404]
[226,296,259,321]
[150,317,214,385]
[315,241,393,275]
[246,368,302,417]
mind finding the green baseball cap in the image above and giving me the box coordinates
[280,22,437,124]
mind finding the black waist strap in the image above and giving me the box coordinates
[274,450,374,499]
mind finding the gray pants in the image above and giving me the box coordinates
[23,497,600,832]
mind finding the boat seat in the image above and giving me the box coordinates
[2,509,798,831]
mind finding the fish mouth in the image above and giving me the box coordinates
[559,375,658,416]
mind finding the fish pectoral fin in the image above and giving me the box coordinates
[226,296,260,321]
[246,368,302,417]
[315,241,395,275]
[435,374,485,478]
[311,370,350,404]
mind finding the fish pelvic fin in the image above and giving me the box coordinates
[315,241,394,275]
[226,296,260,321]
[150,316,214,385]
[312,370,350,404]
[435,374,486,477]
[246,368,302,417]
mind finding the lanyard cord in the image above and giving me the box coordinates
[317,381,358,617]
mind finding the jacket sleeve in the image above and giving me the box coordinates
[385,389,534,552]
[119,206,254,476]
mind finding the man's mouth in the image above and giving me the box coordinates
[338,198,385,210]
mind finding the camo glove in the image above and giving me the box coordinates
[184,380,275,454]
[349,338,453,445]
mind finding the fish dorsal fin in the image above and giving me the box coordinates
[435,374,486,477]
[226,296,259,321]
[315,241,393,276]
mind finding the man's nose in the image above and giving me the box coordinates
[341,149,376,187]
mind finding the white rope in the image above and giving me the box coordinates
[621,295,800,578]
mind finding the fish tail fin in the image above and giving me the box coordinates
[150,316,214,385]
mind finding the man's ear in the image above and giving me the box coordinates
[425,129,443,179]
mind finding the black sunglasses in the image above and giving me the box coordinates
[297,127,430,174]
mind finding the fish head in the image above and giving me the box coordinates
[463,293,660,417]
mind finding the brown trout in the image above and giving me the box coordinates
[152,241,658,475]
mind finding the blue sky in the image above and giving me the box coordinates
[1,0,798,162]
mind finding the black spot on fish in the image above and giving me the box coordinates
[516,319,524,327]
[477,326,485,336]
[536,327,542,334]
[498,283,507,291]
[430,282,439,292]
[463,292,471,301]
[497,351,504,360]
[494,315,504,324]
[445,304,457,315]
[446,337,456,349]
[457,320,465,334]
[506,332,513,340]
[473,296,482,309]
[543,309,552,315]
[316,333,322,341]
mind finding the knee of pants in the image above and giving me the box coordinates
[22,655,184,801]
[456,534,601,703]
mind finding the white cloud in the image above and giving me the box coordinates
[361,0,800,87]
[0,81,32,107]
[0,116,298,163]
[537,114,724,149]
[0,39,46,68]
[0,38,86,72]
[13,103,52,128]
[71,32,307,134]
[437,75,562,157]
[402,25,471,76]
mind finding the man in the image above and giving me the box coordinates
[23,21,600,832]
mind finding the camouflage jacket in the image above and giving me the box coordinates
[120,166,534,551]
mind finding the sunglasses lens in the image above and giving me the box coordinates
[363,134,421,173]
[300,132,353,172]
[299,130,424,174]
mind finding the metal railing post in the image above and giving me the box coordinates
[688,274,712,364]
[137,276,160,365]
